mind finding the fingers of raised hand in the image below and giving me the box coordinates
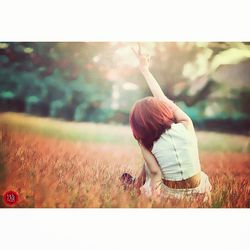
[131,47,138,57]
[138,42,141,55]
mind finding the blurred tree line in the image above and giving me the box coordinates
[126,42,250,133]
[0,42,249,133]
[0,42,114,122]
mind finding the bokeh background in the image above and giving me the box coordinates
[0,42,249,208]
[0,42,249,132]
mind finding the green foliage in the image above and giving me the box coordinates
[231,87,250,116]
[50,100,66,118]
[0,42,249,126]
[0,91,15,99]
[74,103,89,121]
[0,42,113,123]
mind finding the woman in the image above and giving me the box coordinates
[121,44,212,204]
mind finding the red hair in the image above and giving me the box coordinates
[129,97,175,150]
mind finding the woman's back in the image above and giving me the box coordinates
[129,44,211,201]
[151,122,201,181]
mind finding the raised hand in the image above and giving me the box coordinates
[131,43,151,71]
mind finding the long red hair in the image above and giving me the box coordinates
[129,97,175,150]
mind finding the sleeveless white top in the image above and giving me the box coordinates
[151,122,201,181]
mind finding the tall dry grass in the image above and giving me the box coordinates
[1,127,249,208]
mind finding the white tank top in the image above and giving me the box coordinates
[151,122,201,181]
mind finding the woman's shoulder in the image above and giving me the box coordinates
[162,122,197,143]
[173,121,198,143]
[152,122,197,151]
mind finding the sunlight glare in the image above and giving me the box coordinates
[113,47,138,67]
[93,55,100,63]
[122,82,138,91]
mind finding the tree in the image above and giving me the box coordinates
[0,42,114,122]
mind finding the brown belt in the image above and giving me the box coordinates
[162,172,201,189]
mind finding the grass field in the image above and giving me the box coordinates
[0,112,249,208]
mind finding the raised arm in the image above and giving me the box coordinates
[131,44,194,133]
